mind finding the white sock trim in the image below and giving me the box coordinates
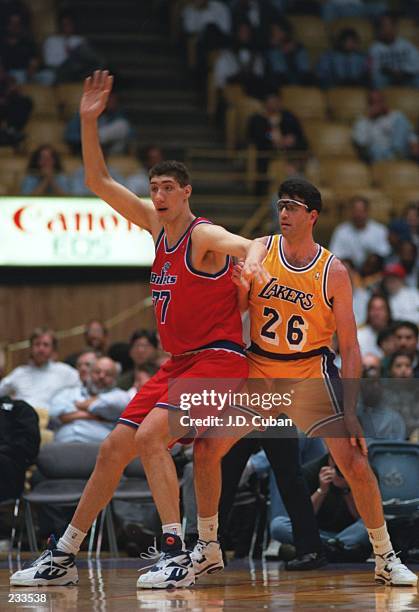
[57,524,87,555]
[198,513,219,542]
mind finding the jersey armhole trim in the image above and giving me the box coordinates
[185,220,230,279]
[322,254,335,309]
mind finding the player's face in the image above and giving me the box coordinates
[277,195,312,237]
[31,334,54,366]
[150,176,192,221]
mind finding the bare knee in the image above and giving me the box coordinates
[338,451,374,484]
[96,432,134,472]
[135,422,169,459]
[194,438,230,467]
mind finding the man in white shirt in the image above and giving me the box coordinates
[0,328,79,410]
[182,0,231,37]
[50,356,130,444]
[382,263,419,325]
[329,196,391,270]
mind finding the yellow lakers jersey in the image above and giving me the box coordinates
[249,234,336,357]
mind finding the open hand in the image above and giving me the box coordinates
[80,70,113,120]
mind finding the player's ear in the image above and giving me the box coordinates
[310,210,319,226]
[184,184,192,199]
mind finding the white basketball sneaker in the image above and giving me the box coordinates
[375,551,418,586]
[191,539,224,578]
[137,533,195,589]
[10,536,78,586]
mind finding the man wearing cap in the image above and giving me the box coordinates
[382,263,419,325]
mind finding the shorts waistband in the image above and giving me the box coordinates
[248,342,332,361]
[173,340,245,358]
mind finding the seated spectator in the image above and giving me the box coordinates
[357,354,406,443]
[395,241,418,289]
[321,0,386,21]
[248,91,307,192]
[65,320,108,367]
[405,202,419,250]
[213,20,265,91]
[117,329,158,390]
[0,395,40,502]
[265,19,311,87]
[0,60,32,146]
[352,90,416,162]
[0,11,40,84]
[329,196,391,269]
[21,145,70,196]
[182,0,231,86]
[127,363,159,400]
[357,294,392,358]
[230,0,281,44]
[377,326,397,361]
[359,253,384,292]
[369,13,419,89]
[126,145,164,196]
[50,356,129,443]
[388,321,419,378]
[0,327,79,409]
[383,351,418,436]
[65,91,132,155]
[381,263,419,325]
[42,10,104,85]
[270,453,371,562]
[316,28,368,88]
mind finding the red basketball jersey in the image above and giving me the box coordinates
[150,217,243,355]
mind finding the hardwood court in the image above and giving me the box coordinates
[1,558,419,611]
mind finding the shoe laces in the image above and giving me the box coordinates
[377,550,404,570]
[138,544,189,573]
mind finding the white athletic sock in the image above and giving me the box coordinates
[56,524,87,555]
[367,524,394,557]
[198,513,218,542]
[162,522,184,548]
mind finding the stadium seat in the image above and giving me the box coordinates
[21,83,59,119]
[0,157,28,194]
[61,155,82,175]
[21,443,114,554]
[281,86,327,121]
[398,18,419,46]
[368,442,419,516]
[327,87,367,123]
[328,18,374,49]
[371,161,419,190]
[303,121,356,158]
[31,9,56,45]
[383,188,419,217]
[25,119,67,153]
[288,16,329,55]
[107,155,142,177]
[227,96,264,150]
[55,83,84,120]
[319,159,372,189]
[383,88,419,123]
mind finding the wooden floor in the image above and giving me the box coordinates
[1,557,418,611]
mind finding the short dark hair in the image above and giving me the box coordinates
[377,326,395,347]
[389,350,413,369]
[278,177,322,212]
[393,320,419,338]
[129,329,158,349]
[29,327,58,350]
[349,195,370,210]
[149,161,190,187]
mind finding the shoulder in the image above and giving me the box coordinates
[51,362,78,375]
[328,257,351,291]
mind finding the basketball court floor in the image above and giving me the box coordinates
[1,556,418,611]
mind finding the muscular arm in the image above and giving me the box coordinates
[81,71,160,236]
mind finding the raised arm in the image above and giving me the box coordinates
[328,258,365,454]
[80,70,160,236]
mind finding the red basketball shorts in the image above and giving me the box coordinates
[118,349,248,439]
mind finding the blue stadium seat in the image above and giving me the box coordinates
[368,442,419,517]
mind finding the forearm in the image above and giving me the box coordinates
[340,345,362,415]
[311,489,326,514]
[81,117,111,189]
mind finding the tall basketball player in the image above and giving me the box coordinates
[193,177,418,586]
[10,70,268,589]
